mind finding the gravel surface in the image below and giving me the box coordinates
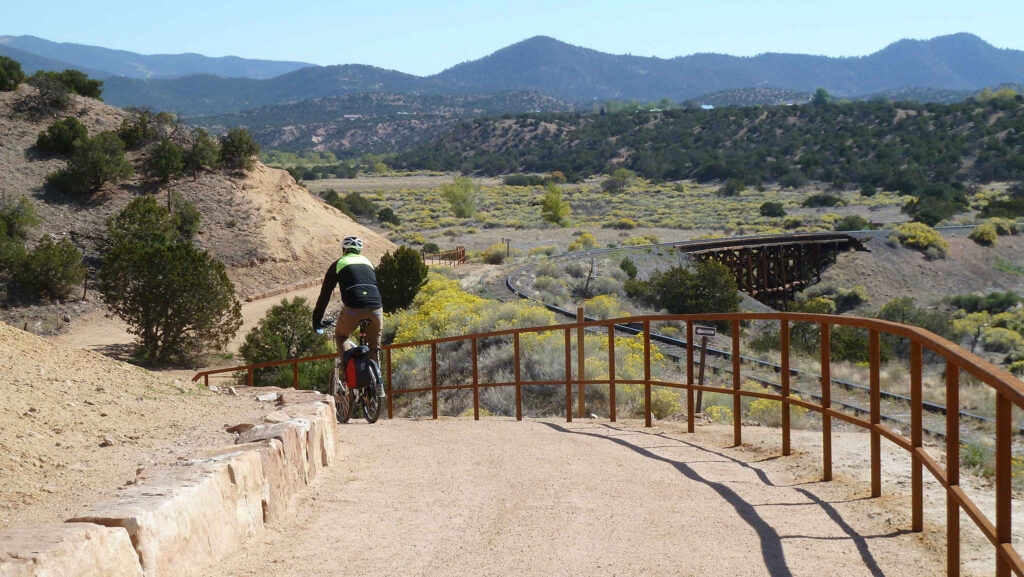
[217,418,971,577]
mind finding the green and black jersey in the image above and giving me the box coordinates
[312,253,382,327]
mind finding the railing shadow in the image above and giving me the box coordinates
[542,421,901,577]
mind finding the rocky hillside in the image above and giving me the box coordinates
[0,85,395,298]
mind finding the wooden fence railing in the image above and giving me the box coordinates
[194,312,1024,576]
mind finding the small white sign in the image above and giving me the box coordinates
[695,326,716,337]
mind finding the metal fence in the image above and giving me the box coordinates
[194,311,1024,576]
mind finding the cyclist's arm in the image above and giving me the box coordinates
[311,263,339,330]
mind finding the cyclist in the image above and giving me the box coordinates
[312,236,384,367]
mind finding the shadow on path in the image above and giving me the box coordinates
[542,422,896,577]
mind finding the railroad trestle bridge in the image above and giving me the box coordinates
[678,233,869,309]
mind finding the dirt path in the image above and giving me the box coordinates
[217,419,956,577]
[54,284,324,358]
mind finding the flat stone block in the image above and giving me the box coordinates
[0,522,143,577]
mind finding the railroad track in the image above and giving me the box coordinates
[493,234,1019,445]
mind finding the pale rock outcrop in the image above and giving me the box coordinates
[0,523,143,577]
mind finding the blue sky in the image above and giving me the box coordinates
[4,0,1022,76]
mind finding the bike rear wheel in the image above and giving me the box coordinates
[362,370,382,424]
[328,364,353,423]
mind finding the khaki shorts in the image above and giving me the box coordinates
[334,306,383,358]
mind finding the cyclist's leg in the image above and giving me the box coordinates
[363,308,384,359]
[334,307,360,353]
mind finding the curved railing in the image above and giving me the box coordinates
[195,312,1024,576]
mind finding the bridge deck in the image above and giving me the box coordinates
[216,419,959,577]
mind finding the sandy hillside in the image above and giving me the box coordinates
[0,321,270,530]
[815,231,1024,311]
[0,85,395,300]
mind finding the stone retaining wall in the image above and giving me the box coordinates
[0,388,337,577]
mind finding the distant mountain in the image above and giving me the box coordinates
[102,64,450,115]
[434,33,1024,101]
[0,35,313,79]
[689,88,811,107]
[0,42,109,79]
[190,91,576,154]
[4,32,1023,117]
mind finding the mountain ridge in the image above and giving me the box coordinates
[4,32,1023,116]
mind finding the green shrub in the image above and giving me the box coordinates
[540,183,570,226]
[377,246,430,313]
[184,128,221,174]
[988,218,1019,236]
[860,184,877,197]
[980,327,1024,353]
[239,297,333,388]
[169,191,201,240]
[27,73,70,109]
[36,117,88,155]
[834,285,868,312]
[948,292,1022,314]
[969,223,998,246]
[377,206,400,225]
[624,260,740,324]
[47,131,133,195]
[422,242,441,254]
[10,235,85,301]
[802,193,842,208]
[480,243,507,264]
[220,128,260,171]
[117,112,157,149]
[146,139,184,181]
[0,56,25,91]
[0,196,39,240]
[759,201,786,217]
[533,275,567,294]
[1010,361,1024,376]
[887,222,948,257]
[619,257,637,279]
[611,217,636,229]
[778,170,807,189]
[441,176,478,218]
[718,178,745,197]
[834,215,871,231]
[99,201,241,362]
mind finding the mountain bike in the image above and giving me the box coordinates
[320,319,383,424]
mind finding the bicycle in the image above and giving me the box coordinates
[319,318,383,424]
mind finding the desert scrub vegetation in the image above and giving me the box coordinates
[355,178,909,246]
[384,274,680,419]
[886,222,948,257]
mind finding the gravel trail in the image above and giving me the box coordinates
[218,419,949,577]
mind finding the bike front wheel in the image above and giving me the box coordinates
[328,364,353,423]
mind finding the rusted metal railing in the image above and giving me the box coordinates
[194,312,1024,576]
[422,246,466,267]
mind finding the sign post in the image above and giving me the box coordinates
[694,326,716,414]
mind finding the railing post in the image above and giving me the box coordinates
[643,320,652,427]
[996,391,1012,577]
[514,333,522,421]
[608,325,616,422]
[431,343,438,420]
[292,361,299,390]
[780,319,790,456]
[686,321,694,434]
[247,368,253,387]
[910,341,923,532]
[820,323,832,482]
[472,338,479,421]
[577,308,585,419]
[564,329,572,423]
[732,320,741,446]
[386,348,393,420]
[204,374,209,388]
[870,330,881,497]
[946,362,960,576]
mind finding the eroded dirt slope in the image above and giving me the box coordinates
[0,321,267,530]
[0,85,394,299]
